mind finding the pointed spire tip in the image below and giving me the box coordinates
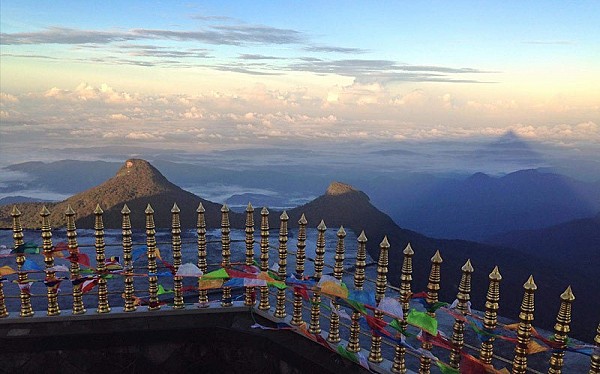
[403,243,414,255]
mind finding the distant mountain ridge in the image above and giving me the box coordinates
[0,161,595,341]
[0,159,240,229]
[364,169,600,241]
[486,212,600,270]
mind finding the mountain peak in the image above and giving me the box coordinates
[326,182,359,196]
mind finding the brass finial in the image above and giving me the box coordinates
[121,204,136,312]
[419,249,444,373]
[299,213,307,225]
[327,225,346,343]
[66,205,85,315]
[244,202,256,306]
[590,322,600,373]
[480,266,502,364]
[314,220,327,279]
[12,206,33,317]
[548,286,576,373]
[258,207,270,310]
[291,213,308,326]
[489,265,502,281]
[0,282,7,318]
[171,202,184,309]
[274,210,289,319]
[121,204,130,214]
[392,242,415,373]
[95,205,110,314]
[449,259,475,369]
[145,204,159,311]
[524,275,537,291]
[309,219,327,335]
[369,236,390,363]
[221,203,232,307]
[512,275,537,374]
[348,230,367,353]
[197,202,209,307]
[40,206,60,316]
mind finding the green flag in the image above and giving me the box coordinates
[12,242,39,254]
[337,345,358,363]
[436,361,459,374]
[157,284,173,295]
[203,268,229,279]
[407,309,438,335]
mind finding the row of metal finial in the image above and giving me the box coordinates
[3,204,599,374]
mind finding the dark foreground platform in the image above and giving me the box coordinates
[0,305,371,374]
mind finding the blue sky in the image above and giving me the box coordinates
[1,1,599,153]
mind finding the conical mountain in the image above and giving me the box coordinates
[287,181,595,342]
[0,159,240,229]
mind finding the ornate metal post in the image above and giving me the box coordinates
[449,259,474,369]
[274,211,289,318]
[309,220,327,335]
[122,204,136,312]
[548,286,575,374]
[290,214,307,326]
[347,231,367,352]
[145,204,159,311]
[220,204,232,307]
[369,236,390,363]
[0,280,6,318]
[392,243,414,373]
[258,207,270,311]
[41,206,60,316]
[66,205,85,315]
[327,226,346,343]
[590,323,600,374]
[418,250,443,374]
[512,275,537,374]
[244,203,255,306]
[196,203,209,307]
[11,206,33,317]
[479,266,502,364]
[94,204,110,314]
[171,203,184,309]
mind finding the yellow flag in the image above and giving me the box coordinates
[0,265,16,276]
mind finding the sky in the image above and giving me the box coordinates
[1,1,599,156]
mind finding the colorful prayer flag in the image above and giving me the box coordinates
[176,263,203,277]
[0,265,16,276]
[407,309,438,335]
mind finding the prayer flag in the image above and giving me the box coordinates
[0,265,16,276]
[47,264,70,273]
[348,289,376,307]
[176,263,203,277]
[81,278,99,293]
[12,242,39,254]
[378,296,404,319]
[22,259,43,271]
[157,284,173,295]
[320,280,348,299]
[407,309,438,335]
[436,361,459,374]
[198,279,224,290]
[203,268,229,279]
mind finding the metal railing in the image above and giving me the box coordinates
[0,203,598,374]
